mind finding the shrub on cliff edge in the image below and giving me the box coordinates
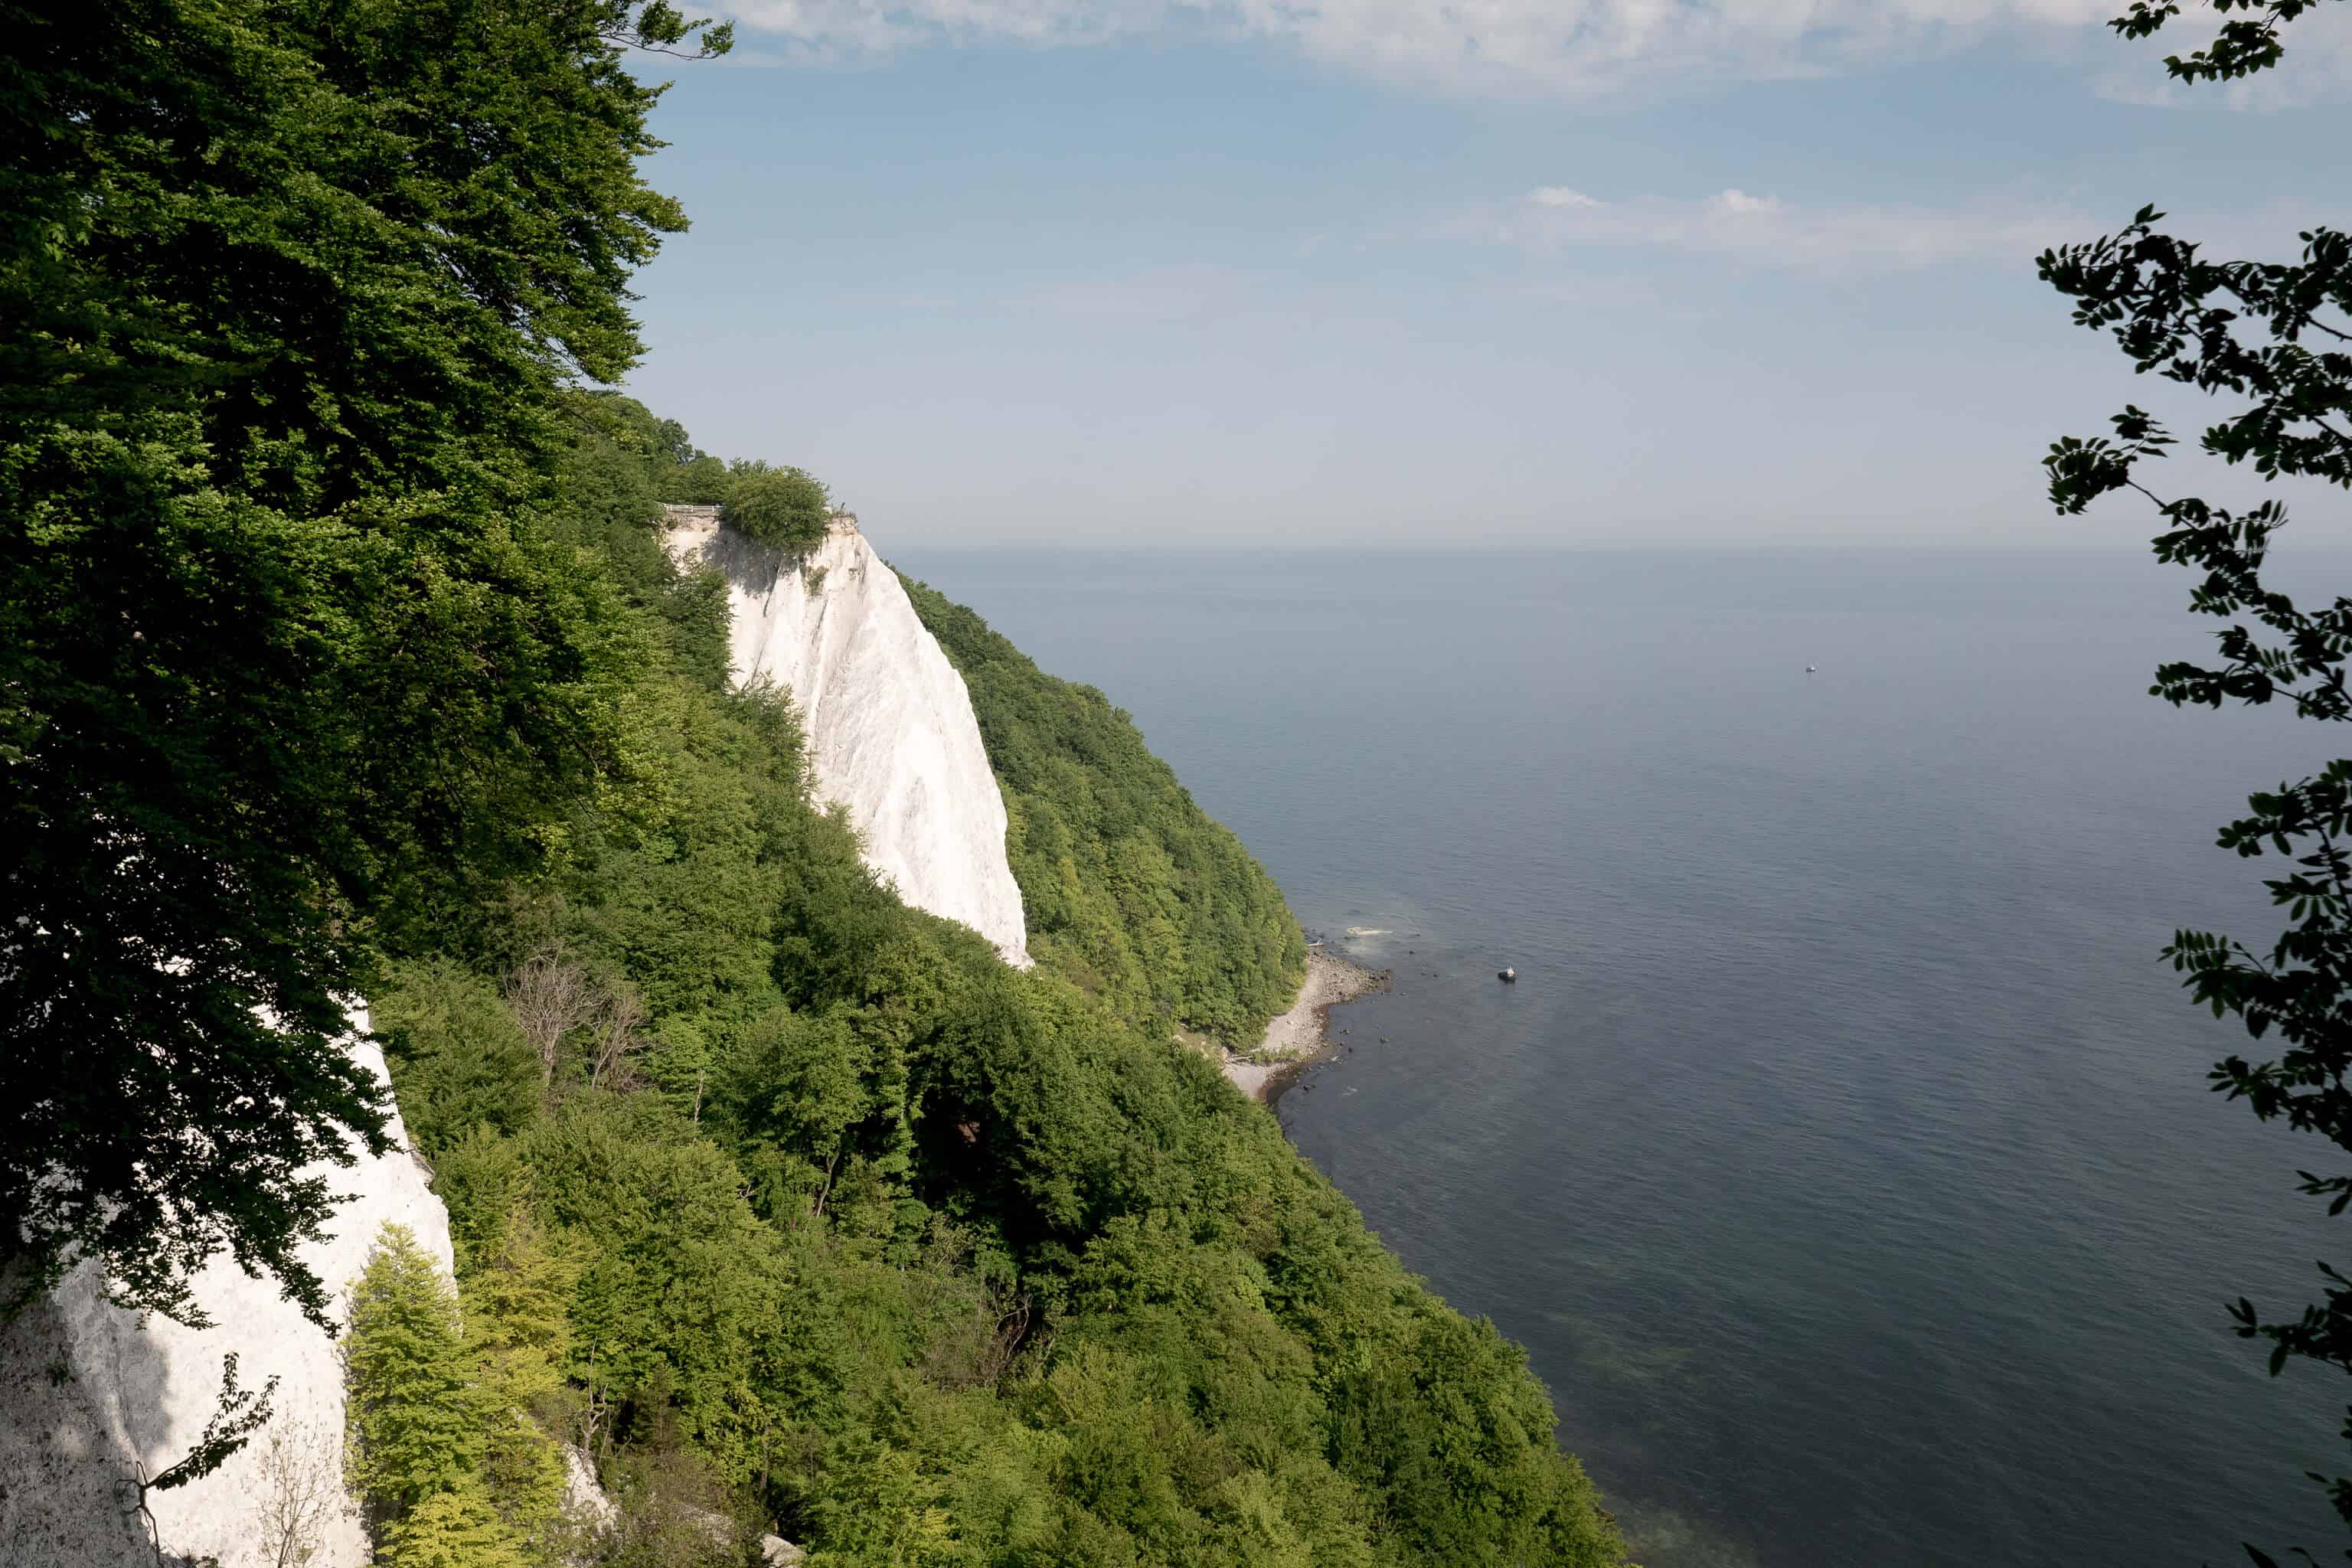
[723,463,832,553]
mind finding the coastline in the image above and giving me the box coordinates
[1221,949,1389,1105]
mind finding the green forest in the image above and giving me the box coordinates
[1,3,1623,1564]
[360,392,1625,1567]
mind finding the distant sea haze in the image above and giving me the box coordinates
[896,543,2351,1568]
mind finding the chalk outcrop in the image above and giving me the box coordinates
[0,511,1023,1566]
[0,1016,449,1568]
[664,505,1031,968]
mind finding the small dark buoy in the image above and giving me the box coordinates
[1498,967,1517,983]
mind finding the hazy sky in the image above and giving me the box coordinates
[621,2,2352,547]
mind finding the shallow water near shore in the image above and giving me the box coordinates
[894,544,2350,1567]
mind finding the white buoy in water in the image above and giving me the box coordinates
[1498,967,1517,983]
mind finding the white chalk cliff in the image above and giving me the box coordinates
[664,505,1031,968]
[0,1017,449,1568]
[0,508,1027,1568]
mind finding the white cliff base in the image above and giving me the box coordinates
[665,506,1031,968]
[0,1019,449,1568]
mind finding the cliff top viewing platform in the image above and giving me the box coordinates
[659,501,860,534]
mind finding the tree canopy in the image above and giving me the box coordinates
[2040,2,2352,1559]
[0,0,726,1322]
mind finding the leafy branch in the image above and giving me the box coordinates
[122,1354,281,1567]
[148,1353,282,1494]
[2113,0,2339,83]
[2042,2,2352,1560]
[599,0,735,60]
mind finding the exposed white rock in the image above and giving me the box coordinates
[556,1442,623,1566]
[0,507,1027,1564]
[561,1443,619,1542]
[559,1445,803,1565]
[0,1015,448,1568]
[665,506,1031,968]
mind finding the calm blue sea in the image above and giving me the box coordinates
[893,544,2349,1568]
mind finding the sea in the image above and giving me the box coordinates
[890,544,2350,1568]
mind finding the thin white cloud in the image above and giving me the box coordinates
[1529,186,1603,208]
[720,0,2141,98]
[1505,185,2086,268]
[1023,264,1259,321]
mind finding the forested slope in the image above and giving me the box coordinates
[900,582,1307,1045]
[366,399,1626,1566]
[2,5,1623,1563]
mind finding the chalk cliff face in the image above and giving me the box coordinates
[0,510,1026,1568]
[665,506,1031,969]
[0,1018,449,1568]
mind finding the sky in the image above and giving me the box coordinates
[620,1,2352,547]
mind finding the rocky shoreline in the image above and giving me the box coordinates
[1222,948,1389,1105]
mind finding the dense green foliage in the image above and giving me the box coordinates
[626,416,832,550]
[345,1223,567,1566]
[2040,2,2352,1558]
[358,396,1622,1565]
[4,2,1620,1558]
[899,583,1306,1044]
[0,0,726,1324]
[724,464,835,553]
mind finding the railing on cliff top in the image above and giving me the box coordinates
[659,502,860,531]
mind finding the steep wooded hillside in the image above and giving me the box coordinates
[900,581,1306,1045]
